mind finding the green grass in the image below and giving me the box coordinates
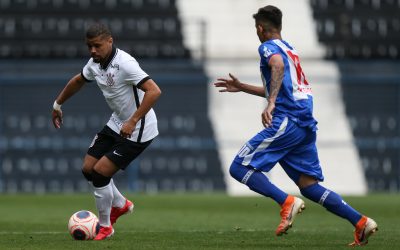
[0,193,398,249]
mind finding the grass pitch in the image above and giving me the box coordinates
[0,193,398,249]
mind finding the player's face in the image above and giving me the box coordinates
[86,35,113,63]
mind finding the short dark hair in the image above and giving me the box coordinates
[85,22,112,39]
[253,5,282,30]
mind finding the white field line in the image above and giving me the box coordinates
[0,228,276,235]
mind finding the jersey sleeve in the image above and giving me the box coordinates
[120,59,150,88]
[81,60,95,82]
[258,43,280,64]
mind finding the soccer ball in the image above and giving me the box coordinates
[68,210,100,240]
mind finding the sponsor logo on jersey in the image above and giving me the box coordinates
[263,46,274,58]
[110,64,119,70]
[110,116,124,128]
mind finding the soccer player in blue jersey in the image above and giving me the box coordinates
[214,5,377,246]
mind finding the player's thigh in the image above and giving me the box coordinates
[87,126,115,162]
[82,154,99,173]
[279,160,302,183]
[93,155,120,177]
[281,130,324,182]
[234,117,297,171]
[279,161,318,188]
[103,139,152,172]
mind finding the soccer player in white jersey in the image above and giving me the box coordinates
[214,6,377,246]
[51,23,161,240]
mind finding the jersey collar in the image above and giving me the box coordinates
[100,46,117,70]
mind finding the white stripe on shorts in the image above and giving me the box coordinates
[242,117,288,166]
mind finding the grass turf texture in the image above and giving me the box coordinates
[0,193,398,249]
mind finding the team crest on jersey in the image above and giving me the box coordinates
[106,73,115,87]
[263,46,273,58]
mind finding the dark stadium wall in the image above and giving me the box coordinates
[310,0,400,192]
[0,0,225,193]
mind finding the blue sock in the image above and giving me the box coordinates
[230,161,288,205]
[300,183,362,226]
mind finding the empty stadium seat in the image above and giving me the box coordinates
[0,0,189,59]
[311,0,400,59]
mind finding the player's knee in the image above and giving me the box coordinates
[91,170,111,188]
[81,169,92,182]
[299,188,309,199]
[229,162,246,181]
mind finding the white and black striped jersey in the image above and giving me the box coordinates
[81,47,158,142]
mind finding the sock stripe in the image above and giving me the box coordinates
[318,190,331,205]
[241,169,255,184]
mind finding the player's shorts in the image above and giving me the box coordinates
[87,126,152,170]
[233,116,324,182]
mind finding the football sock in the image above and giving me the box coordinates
[94,183,113,227]
[230,161,287,205]
[300,183,362,226]
[110,179,126,208]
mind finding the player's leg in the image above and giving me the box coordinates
[85,157,130,216]
[92,156,118,240]
[83,127,115,183]
[283,165,364,227]
[110,179,127,208]
[281,130,377,245]
[83,126,119,240]
[82,153,130,223]
[229,161,288,205]
[297,174,377,246]
[297,175,363,226]
[298,175,378,246]
[230,162,305,236]
[106,138,152,227]
[230,117,305,236]
[109,178,134,225]
[82,154,98,183]
[85,126,134,223]
[83,160,130,224]
[230,116,292,204]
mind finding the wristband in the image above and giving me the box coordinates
[53,100,62,111]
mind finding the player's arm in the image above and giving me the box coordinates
[119,79,161,138]
[213,73,265,97]
[262,54,284,127]
[52,73,87,129]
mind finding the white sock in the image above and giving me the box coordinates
[110,179,126,208]
[94,183,113,227]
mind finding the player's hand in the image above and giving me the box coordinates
[52,109,63,129]
[214,73,242,92]
[262,102,275,127]
[120,121,136,138]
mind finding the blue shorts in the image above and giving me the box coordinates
[233,116,324,182]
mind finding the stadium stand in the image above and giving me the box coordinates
[311,0,400,191]
[0,0,225,193]
[0,0,190,58]
[310,0,400,59]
